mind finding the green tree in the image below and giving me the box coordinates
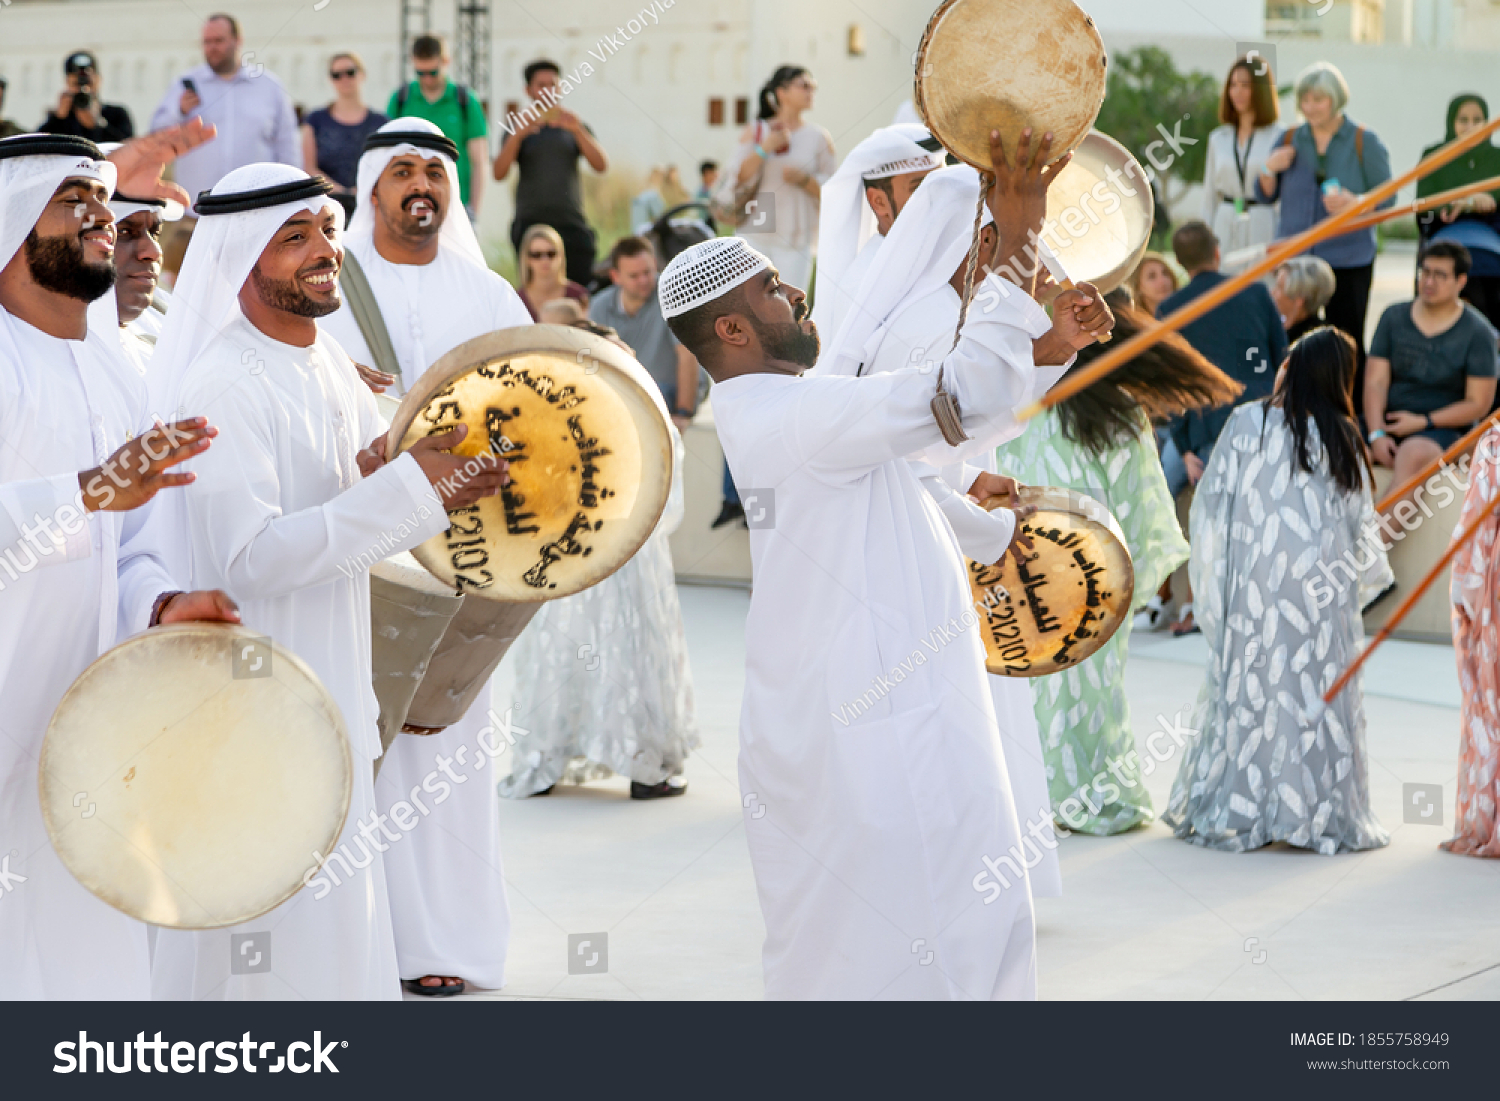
[1095,46,1221,215]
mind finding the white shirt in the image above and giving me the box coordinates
[0,308,174,999]
[816,232,883,354]
[1200,123,1284,256]
[321,239,532,398]
[713,271,1041,1000]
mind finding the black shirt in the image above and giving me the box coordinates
[39,102,134,143]
[304,107,388,188]
[513,124,590,230]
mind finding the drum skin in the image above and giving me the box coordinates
[40,622,351,929]
[915,0,1108,170]
[386,324,674,603]
[965,487,1135,677]
[1042,131,1154,294]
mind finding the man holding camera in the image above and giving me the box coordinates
[40,52,134,143]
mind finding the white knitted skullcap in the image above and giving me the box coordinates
[860,149,944,181]
[658,237,768,319]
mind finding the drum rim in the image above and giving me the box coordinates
[384,323,675,604]
[1047,131,1155,294]
[39,620,354,929]
[970,486,1135,676]
[914,0,1108,171]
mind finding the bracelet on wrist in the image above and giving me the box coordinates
[1425,413,1435,430]
[150,590,184,628]
[753,143,769,160]
[1367,428,1388,444]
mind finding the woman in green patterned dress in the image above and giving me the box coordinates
[995,291,1240,834]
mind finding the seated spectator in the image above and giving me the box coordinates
[1159,219,1289,635]
[516,224,589,321]
[631,167,667,233]
[662,165,690,208]
[588,236,698,429]
[538,298,585,325]
[696,160,719,202]
[1272,255,1338,343]
[301,52,387,219]
[1365,240,1498,530]
[40,51,133,143]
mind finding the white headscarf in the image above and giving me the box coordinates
[344,118,485,270]
[85,141,181,345]
[815,164,993,378]
[151,162,343,414]
[810,124,942,338]
[0,135,118,375]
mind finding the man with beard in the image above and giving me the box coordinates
[0,128,240,999]
[321,118,529,999]
[148,162,509,1000]
[656,131,1108,1000]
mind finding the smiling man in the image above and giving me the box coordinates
[0,130,239,999]
[147,163,508,1000]
[321,119,530,999]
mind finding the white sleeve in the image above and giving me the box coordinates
[0,474,93,568]
[918,469,1015,563]
[789,274,1053,482]
[1201,133,1220,219]
[185,377,447,602]
[116,496,177,637]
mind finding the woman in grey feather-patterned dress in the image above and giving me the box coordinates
[1164,327,1393,854]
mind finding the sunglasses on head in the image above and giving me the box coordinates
[528,249,558,260]
[330,68,358,79]
[415,68,441,78]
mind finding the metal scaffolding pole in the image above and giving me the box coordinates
[399,0,433,83]
[453,0,492,110]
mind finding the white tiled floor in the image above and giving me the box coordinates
[427,582,1498,1002]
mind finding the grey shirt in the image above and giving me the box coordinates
[589,284,682,408]
[1370,301,1498,416]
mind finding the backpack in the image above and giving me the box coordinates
[395,81,471,115]
[1282,122,1366,182]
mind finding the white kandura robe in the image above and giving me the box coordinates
[815,234,883,357]
[0,309,175,999]
[854,282,1064,898]
[713,271,1046,1000]
[322,239,531,990]
[151,315,448,1001]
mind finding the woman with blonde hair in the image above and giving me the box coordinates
[1127,251,1180,318]
[301,51,387,218]
[1200,57,1283,257]
[515,223,589,321]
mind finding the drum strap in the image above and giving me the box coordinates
[340,250,403,382]
[933,172,992,447]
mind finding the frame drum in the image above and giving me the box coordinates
[914,0,1107,171]
[1042,132,1155,294]
[386,324,674,603]
[40,623,351,929]
[966,487,1134,677]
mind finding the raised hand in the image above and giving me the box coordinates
[354,361,395,394]
[105,118,217,208]
[80,417,217,512]
[407,424,509,508]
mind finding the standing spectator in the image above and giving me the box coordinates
[588,237,697,428]
[515,224,589,320]
[1257,61,1392,370]
[0,78,24,139]
[493,59,609,286]
[149,13,301,277]
[1365,240,1498,529]
[1271,255,1337,343]
[39,51,134,143]
[696,160,719,202]
[728,65,835,289]
[301,52,386,220]
[1200,56,1281,259]
[1158,220,1289,635]
[1417,94,1500,330]
[386,34,488,219]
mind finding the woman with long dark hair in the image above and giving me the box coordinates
[1164,327,1393,854]
[995,290,1241,834]
[1200,56,1283,258]
[727,65,835,289]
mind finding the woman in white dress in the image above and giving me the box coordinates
[498,322,699,800]
[1200,57,1283,261]
[728,65,836,289]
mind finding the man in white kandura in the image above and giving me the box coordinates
[0,128,239,1000]
[658,131,1111,999]
[818,160,1084,898]
[809,122,943,346]
[322,117,532,998]
[149,163,507,1000]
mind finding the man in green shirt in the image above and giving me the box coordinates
[387,34,488,217]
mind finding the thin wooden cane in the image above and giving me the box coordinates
[1321,487,1500,707]
[1373,413,1500,514]
[1015,115,1500,422]
[1335,173,1500,237]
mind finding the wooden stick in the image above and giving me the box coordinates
[1373,413,1500,513]
[1337,173,1500,236]
[1016,115,1500,422]
[1321,488,1500,706]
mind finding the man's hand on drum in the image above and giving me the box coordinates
[408,425,510,508]
[357,435,388,478]
[967,471,1019,504]
[157,589,241,626]
[1004,504,1038,570]
[79,417,218,512]
[1049,280,1114,349]
[986,126,1070,289]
